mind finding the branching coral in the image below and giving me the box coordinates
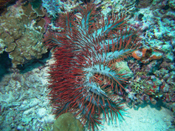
[45,3,140,131]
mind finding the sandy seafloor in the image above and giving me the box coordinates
[98,104,173,131]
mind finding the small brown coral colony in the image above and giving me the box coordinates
[53,113,84,131]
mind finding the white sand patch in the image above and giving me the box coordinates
[97,104,173,131]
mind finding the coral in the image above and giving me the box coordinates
[130,76,162,98]
[0,0,12,8]
[42,123,53,131]
[53,112,84,131]
[0,64,54,130]
[136,0,153,8]
[100,0,138,19]
[114,61,133,77]
[127,0,175,62]
[168,0,175,10]
[127,44,175,110]
[42,0,83,17]
[130,78,148,93]
[28,0,44,16]
[45,3,140,131]
[0,3,47,67]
